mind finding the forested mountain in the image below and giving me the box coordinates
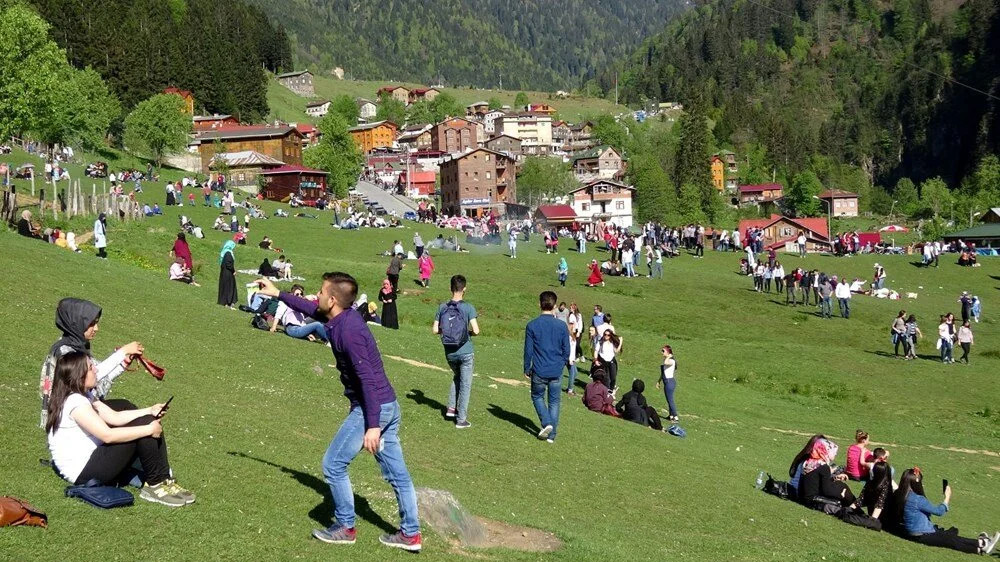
[605,0,1000,190]
[28,0,292,121]
[246,0,684,90]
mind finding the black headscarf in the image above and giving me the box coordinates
[49,298,102,356]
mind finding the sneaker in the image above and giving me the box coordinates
[165,479,196,504]
[444,408,456,418]
[537,425,553,439]
[566,389,576,396]
[984,532,1000,555]
[455,420,472,429]
[139,481,187,507]
[312,524,357,545]
[379,530,422,552]
[546,438,554,444]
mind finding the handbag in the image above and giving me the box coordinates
[65,481,134,509]
[0,497,48,528]
[135,356,166,380]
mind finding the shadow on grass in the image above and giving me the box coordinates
[487,403,539,437]
[864,350,943,363]
[406,388,448,419]
[227,452,395,532]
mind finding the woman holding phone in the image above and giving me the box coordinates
[46,351,195,507]
[893,468,999,554]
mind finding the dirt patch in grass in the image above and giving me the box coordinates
[475,516,562,552]
[488,376,529,388]
[385,354,448,372]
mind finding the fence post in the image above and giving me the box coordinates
[30,172,35,197]
[92,183,96,215]
[51,180,58,220]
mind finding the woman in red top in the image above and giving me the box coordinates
[170,233,193,270]
[587,260,604,287]
[845,429,873,481]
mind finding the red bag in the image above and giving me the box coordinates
[0,497,47,528]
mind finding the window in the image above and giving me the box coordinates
[849,200,856,207]
[238,173,245,182]
[581,202,590,211]
[485,155,490,162]
[486,172,491,180]
[615,201,625,210]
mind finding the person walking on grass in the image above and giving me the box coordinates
[255,275,422,552]
[891,310,907,357]
[654,345,679,422]
[650,245,663,279]
[835,277,851,318]
[904,315,922,359]
[818,275,833,319]
[557,257,568,287]
[957,320,974,364]
[508,229,517,259]
[93,213,108,259]
[433,275,480,429]
[523,291,570,443]
[938,315,954,364]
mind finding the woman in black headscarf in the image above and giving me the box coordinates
[39,298,143,427]
[615,379,663,431]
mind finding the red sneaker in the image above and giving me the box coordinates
[379,530,422,552]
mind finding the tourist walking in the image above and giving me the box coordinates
[587,260,604,287]
[254,276,422,551]
[417,252,434,288]
[655,345,678,422]
[217,240,237,308]
[386,253,403,293]
[938,315,954,363]
[413,232,424,258]
[93,213,108,259]
[508,229,517,258]
[594,329,622,394]
[433,275,479,428]
[959,292,973,324]
[523,291,570,443]
[835,277,851,318]
[904,314,921,359]
[556,257,568,287]
[378,280,398,329]
[957,321,974,364]
[891,310,907,356]
[818,276,833,318]
[565,303,583,395]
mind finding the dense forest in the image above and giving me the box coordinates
[246,0,684,89]
[600,0,1000,192]
[28,0,292,122]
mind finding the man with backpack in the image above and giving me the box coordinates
[433,275,480,429]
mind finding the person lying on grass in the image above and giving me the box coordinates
[892,468,999,555]
[46,352,193,507]
[269,284,328,343]
[40,298,144,429]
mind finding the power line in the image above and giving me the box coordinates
[739,0,1000,103]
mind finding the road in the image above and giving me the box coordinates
[352,180,419,216]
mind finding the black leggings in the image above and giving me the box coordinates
[911,527,981,554]
[960,342,971,363]
[75,400,170,486]
[602,357,619,391]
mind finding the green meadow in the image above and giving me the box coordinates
[1,154,998,560]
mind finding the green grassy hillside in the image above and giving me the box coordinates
[267,75,627,125]
[1,158,999,560]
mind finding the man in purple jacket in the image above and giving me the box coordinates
[256,273,421,552]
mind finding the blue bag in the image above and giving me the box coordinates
[667,424,686,438]
[65,480,134,509]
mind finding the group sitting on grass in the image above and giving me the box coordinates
[765,432,999,555]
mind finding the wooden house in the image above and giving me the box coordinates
[259,165,328,202]
[209,151,284,191]
[568,179,635,228]
[738,183,784,205]
[164,87,194,114]
[817,189,860,217]
[348,121,398,153]
[738,214,830,252]
[193,114,238,132]
[196,125,303,174]
[377,86,410,105]
[277,71,314,96]
[535,204,578,227]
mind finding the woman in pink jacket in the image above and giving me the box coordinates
[418,252,435,288]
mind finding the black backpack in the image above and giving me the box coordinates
[762,474,791,500]
[439,301,469,347]
[251,314,270,331]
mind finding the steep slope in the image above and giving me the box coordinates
[249,0,685,90]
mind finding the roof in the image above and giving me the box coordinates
[942,223,1000,240]
[573,145,618,162]
[568,179,636,195]
[486,133,521,143]
[209,151,284,168]
[347,120,397,132]
[569,121,593,131]
[305,100,330,108]
[164,86,192,98]
[536,205,578,220]
[356,98,376,106]
[193,114,232,122]
[277,70,310,79]
[260,165,328,176]
[501,112,553,119]
[466,101,489,108]
[411,87,439,95]
[739,214,829,240]
[818,189,858,199]
[377,85,409,94]
[399,171,436,183]
[713,149,736,157]
[295,123,317,134]
[739,183,783,193]
[197,125,301,142]
[448,147,515,163]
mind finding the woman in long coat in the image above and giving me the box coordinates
[378,279,398,329]
[93,213,108,259]
[217,240,237,308]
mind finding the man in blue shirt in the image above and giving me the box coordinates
[523,291,570,443]
[256,274,421,552]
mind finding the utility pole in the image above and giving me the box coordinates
[614,72,619,106]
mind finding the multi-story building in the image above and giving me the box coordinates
[305,100,330,118]
[277,71,314,96]
[348,121,398,153]
[196,125,304,174]
[430,118,479,154]
[408,87,440,104]
[738,183,784,205]
[396,125,433,151]
[568,179,635,228]
[193,114,238,132]
[818,189,860,217]
[572,145,624,182]
[484,134,522,160]
[376,86,410,105]
[439,148,517,217]
[496,112,552,156]
[710,155,725,191]
[356,98,377,121]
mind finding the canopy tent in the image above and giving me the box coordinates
[879,224,909,232]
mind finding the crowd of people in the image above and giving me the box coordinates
[766,432,999,555]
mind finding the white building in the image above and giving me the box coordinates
[496,112,553,156]
[305,100,330,118]
[356,98,377,122]
[480,110,505,135]
[569,179,635,228]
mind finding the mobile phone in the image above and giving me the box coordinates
[942,479,948,493]
[155,396,174,419]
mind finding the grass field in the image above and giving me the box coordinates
[266,74,627,125]
[1,162,999,560]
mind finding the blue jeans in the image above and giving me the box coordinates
[323,401,419,535]
[579,239,586,253]
[286,322,329,342]
[565,362,578,392]
[820,297,832,318]
[624,261,635,277]
[662,377,677,417]
[940,338,953,362]
[838,298,850,318]
[875,278,885,290]
[530,375,561,440]
[446,353,474,422]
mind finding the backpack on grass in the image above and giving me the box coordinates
[762,474,791,499]
[439,302,469,347]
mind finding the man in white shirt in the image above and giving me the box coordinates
[797,232,807,258]
[873,263,886,290]
[835,279,852,318]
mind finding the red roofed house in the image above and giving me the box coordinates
[738,183,784,205]
[397,170,437,199]
[431,117,479,154]
[527,103,557,115]
[377,85,411,105]
[294,123,320,146]
[569,179,635,228]
[193,114,238,131]
[408,87,440,104]
[818,189,860,217]
[164,87,194,114]
[259,165,328,202]
[534,204,578,227]
[738,214,830,253]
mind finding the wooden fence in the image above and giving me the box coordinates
[3,178,144,228]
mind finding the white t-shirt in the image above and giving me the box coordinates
[595,323,615,337]
[661,358,676,379]
[597,340,617,362]
[169,262,186,280]
[48,393,102,482]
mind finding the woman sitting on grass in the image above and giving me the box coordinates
[844,430,873,481]
[847,461,893,525]
[892,468,998,554]
[168,257,199,286]
[583,370,616,416]
[787,434,827,501]
[46,352,194,507]
[615,379,662,431]
[798,438,856,510]
[270,285,328,343]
